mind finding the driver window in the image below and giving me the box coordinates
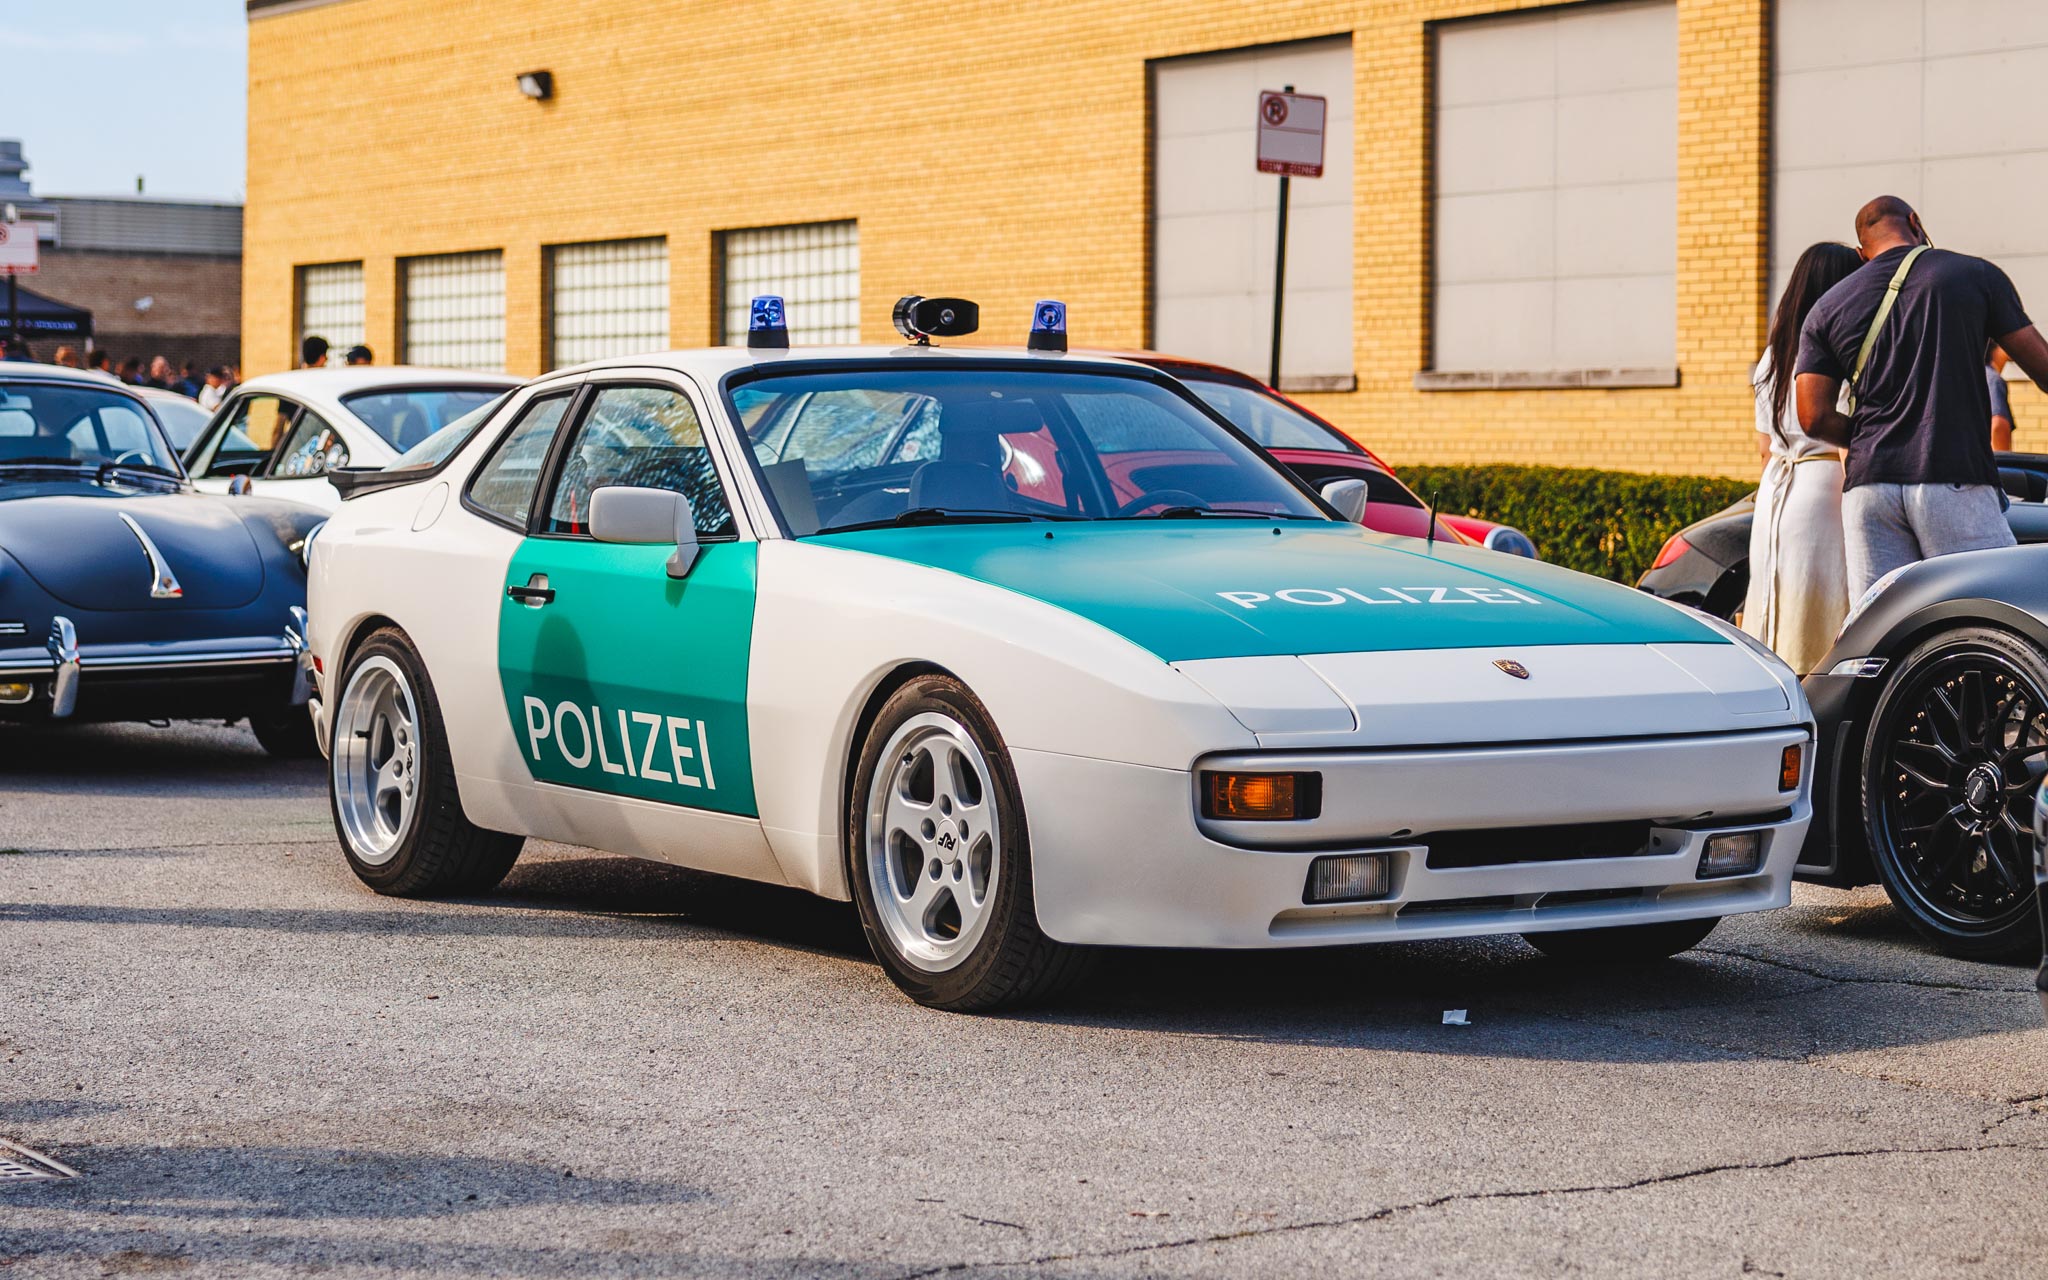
[270,410,348,478]
[200,395,293,476]
[543,386,735,539]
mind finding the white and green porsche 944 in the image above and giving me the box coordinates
[306,297,1815,1010]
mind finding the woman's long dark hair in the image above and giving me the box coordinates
[1766,242,1863,431]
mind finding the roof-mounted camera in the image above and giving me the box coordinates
[892,296,979,345]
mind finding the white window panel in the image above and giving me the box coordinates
[298,261,364,354]
[720,221,859,345]
[1772,0,2048,372]
[549,237,669,369]
[1431,1,1677,374]
[1151,37,1354,388]
[402,250,505,372]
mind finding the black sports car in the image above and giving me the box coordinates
[2034,783,2048,1016]
[0,364,325,755]
[1637,454,2048,615]
[1799,542,2048,958]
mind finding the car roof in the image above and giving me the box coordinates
[235,366,523,397]
[0,361,130,387]
[530,343,1152,391]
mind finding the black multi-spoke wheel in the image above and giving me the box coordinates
[1862,627,2048,960]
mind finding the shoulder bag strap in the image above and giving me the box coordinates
[1846,244,1929,414]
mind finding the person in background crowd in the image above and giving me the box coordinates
[117,356,144,384]
[50,345,81,368]
[1742,242,1863,674]
[199,366,231,411]
[146,355,175,389]
[345,344,372,366]
[301,335,329,368]
[1987,343,2017,452]
[172,360,202,398]
[0,335,33,361]
[1798,196,2048,597]
[87,350,113,375]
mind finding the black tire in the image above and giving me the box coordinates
[1523,915,1720,962]
[846,675,1092,1011]
[1861,626,2047,961]
[329,628,522,897]
[249,707,320,759]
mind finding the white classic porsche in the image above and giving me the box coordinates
[305,298,1816,1009]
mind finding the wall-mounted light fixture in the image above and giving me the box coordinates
[516,71,554,101]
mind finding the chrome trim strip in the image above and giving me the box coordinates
[0,646,296,675]
[116,512,185,600]
[48,617,78,718]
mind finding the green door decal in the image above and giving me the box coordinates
[498,539,757,816]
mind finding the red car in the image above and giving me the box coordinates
[1118,353,1540,557]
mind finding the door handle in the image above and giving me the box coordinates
[506,583,555,605]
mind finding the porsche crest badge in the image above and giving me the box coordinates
[1492,659,1530,680]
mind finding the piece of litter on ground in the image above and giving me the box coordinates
[1442,1009,1470,1026]
[1129,1210,1171,1218]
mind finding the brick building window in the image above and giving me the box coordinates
[718,221,859,345]
[297,262,364,356]
[1151,37,1355,391]
[401,250,505,371]
[548,237,669,370]
[1426,0,1677,386]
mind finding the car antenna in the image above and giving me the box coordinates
[1426,489,1441,548]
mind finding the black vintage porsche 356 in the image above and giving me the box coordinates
[0,364,324,755]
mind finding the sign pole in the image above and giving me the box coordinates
[1253,82,1322,391]
[1269,162,1290,389]
[6,274,16,347]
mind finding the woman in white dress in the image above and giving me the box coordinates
[1742,242,1863,674]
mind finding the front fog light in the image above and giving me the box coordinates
[1305,853,1391,904]
[1697,831,1763,879]
[0,681,33,704]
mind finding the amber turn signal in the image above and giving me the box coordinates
[1201,771,1322,821]
[1779,744,1803,792]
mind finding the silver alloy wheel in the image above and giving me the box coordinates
[864,712,1002,973]
[332,655,421,866]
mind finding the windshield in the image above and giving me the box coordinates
[1177,375,1359,454]
[148,396,212,451]
[731,367,1326,535]
[382,393,509,471]
[342,386,509,451]
[0,381,179,474]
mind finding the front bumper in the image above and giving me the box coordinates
[0,610,312,722]
[1018,727,1810,949]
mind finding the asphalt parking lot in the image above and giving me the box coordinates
[3,721,2045,1278]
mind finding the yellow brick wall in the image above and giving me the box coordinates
[246,0,2004,480]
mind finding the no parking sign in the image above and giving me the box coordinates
[1256,90,1326,178]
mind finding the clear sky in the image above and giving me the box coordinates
[7,1,247,202]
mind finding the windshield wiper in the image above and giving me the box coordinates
[0,457,90,470]
[826,506,1079,533]
[1126,505,1321,521]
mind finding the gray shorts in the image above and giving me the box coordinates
[1841,482,2015,599]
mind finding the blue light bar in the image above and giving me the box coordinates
[748,295,789,349]
[1028,299,1067,352]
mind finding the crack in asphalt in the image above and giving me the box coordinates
[1697,946,2022,994]
[894,1142,2048,1278]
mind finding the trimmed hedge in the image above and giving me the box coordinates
[1398,465,1755,584]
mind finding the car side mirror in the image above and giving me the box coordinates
[227,474,255,497]
[1319,477,1369,523]
[589,485,700,578]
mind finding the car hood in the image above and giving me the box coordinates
[0,487,264,610]
[812,522,1717,663]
